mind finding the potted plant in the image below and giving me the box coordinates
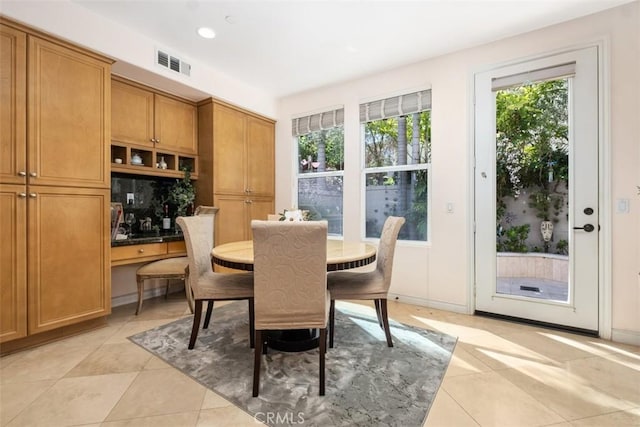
[169,167,196,218]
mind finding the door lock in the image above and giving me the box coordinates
[573,224,596,232]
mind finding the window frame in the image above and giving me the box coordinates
[293,109,345,237]
[359,91,432,244]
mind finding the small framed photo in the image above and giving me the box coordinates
[110,202,124,240]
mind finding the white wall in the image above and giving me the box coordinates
[276,2,640,343]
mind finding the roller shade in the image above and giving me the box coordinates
[360,89,431,123]
[292,108,344,137]
[492,62,576,91]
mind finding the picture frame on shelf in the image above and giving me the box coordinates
[110,202,124,240]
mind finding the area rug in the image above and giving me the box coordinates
[129,301,457,427]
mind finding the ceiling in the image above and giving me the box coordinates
[73,0,632,98]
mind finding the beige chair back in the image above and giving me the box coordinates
[267,214,281,221]
[251,220,328,330]
[376,216,406,291]
[176,215,215,288]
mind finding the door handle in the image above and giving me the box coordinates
[573,224,596,232]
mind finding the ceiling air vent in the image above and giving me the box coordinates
[156,49,191,77]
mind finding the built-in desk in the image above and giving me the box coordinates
[111,232,186,266]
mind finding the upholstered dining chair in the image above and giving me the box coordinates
[251,220,329,397]
[328,216,405,348]
[134,206,219,315]
[176,215,255,350]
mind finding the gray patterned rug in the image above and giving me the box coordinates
[129,301,457,427]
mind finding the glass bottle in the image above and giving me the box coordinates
[162,204,171,230]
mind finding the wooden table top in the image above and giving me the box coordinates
[211,239,377,271]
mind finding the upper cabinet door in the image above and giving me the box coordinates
[246,117,275,197]
[213,103,247,195]
[111,79,155,148]
[154,94,197,154]
[28,36,111,189]
[0,25,27,185]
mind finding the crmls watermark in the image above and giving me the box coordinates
[254,411,305,425]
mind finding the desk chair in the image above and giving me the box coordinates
[135,258,190,315]
[177,215,255,350]
[134,206,219,315]
[328,216,405,347]
[251,220,329,396]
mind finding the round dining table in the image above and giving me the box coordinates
[210,239,377,352]
[211,239,377,272]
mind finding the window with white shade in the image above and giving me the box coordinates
[294,108,344,235]
[361,90,431,241]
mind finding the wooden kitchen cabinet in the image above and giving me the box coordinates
[0,185,27,342]
[111,77,198,178]
[0,18,112,347]
[213,195,274,244]
[112,77,197,154]
[27,187,111,335]
[111,240,186,266]
[28,35,111,189]
[0,25,26,185]
[155,93,198,154]
[111,78,155,148]
[197,100,275,245]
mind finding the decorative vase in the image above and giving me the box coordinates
[159,156,168,169]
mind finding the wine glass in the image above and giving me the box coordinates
[124,213,135,236]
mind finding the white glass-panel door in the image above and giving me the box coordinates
[475,47,599,332]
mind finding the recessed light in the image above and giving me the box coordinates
[197,27,216,39]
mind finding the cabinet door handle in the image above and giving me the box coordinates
[17,192,27,198]
[138,248,145,253]
[18,171,27,177]
[29,172,37,177]
[155,139,160,143]
[29,193,37,198]
[245,199,252,204]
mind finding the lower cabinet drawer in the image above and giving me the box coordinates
[111,243,167,262]
[167,240,186,254]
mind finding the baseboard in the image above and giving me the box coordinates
[111,284,184,308]
[387,293,469,314]
[611,328,640,346]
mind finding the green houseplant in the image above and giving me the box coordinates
[168,167,196,218]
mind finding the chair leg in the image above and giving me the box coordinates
[248,298,255,349]
[319,328,327,396]
[184,273,194,314]
[165,279,170,299]
[188,300,203,349]
[380,299,393,347]
[135,277,144,315]
[253,330,263,397]
[203,300,214,329]
[329,299,335,348]
[374,299,383,328]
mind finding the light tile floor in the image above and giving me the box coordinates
[1,293,639,426]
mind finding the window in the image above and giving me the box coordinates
[293,108,344,235]
[361,90,431,241]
